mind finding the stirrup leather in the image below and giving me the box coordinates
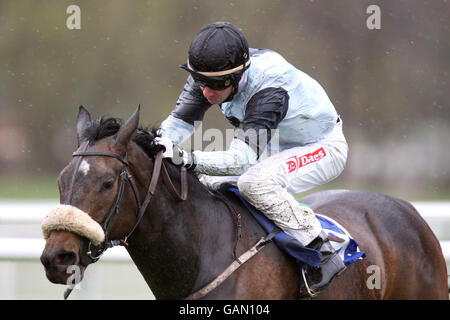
[301,267,320,298]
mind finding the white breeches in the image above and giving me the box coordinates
[237,121,348,245]
[198,122,347,246]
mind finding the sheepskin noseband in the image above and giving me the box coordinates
[41,205,105,246]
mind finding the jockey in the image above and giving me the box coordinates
[157,21,348,293]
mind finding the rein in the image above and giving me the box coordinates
[66,145,274,300]
[70,149,188,259]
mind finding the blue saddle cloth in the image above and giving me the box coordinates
[228,188,365,268]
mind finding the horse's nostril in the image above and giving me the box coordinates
[55,251,77,266]
[41,250,78,268]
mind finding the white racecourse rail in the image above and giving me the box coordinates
[0,200,449,299]
[1,200,450,261]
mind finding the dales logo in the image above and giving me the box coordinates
[286,147,326,173]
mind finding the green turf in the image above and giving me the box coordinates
[0,175,59,199]
[0,174,448,201]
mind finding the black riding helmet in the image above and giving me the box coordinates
[180,22,250,95]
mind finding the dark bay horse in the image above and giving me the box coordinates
[40,106,448,299]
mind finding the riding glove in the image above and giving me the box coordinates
[154,137,196,170]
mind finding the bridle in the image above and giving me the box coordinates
[64,141,274,301]
[69,143,188,262]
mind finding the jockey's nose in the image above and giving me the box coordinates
[201,86,215,97]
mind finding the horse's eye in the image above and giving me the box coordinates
[102,180,114,191]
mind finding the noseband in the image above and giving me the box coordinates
[70,145,188,262]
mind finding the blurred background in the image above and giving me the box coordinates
[0,0,449,299]
[1,0,449,199]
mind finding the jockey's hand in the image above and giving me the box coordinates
[171,145,196,169]
[154,137,196,170]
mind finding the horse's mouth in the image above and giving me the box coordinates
[40,250,86,285]
[44,266,74,285]
[43,264,87,286]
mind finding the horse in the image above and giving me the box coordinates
[40,106,449,299]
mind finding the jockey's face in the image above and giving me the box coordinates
[200,85,233,105]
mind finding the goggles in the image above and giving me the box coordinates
[180,59,250,91]
[190,73,233,91]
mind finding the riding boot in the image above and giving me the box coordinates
[305,231,346,293]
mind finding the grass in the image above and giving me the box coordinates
[0,174,448,201]
[0,174,60,199]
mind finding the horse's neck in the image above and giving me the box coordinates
[125,152,237,299]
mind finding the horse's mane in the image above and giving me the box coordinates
[84,116,122,143]
[133,127,166,158]
[83,115,165,158]
[86,116,235,223]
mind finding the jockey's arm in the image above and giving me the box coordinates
[191,87,289,176]
[193,138,257,176]
[160,75,212,144]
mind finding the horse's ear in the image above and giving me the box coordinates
[76,105,91,146]
[114,105,140,152]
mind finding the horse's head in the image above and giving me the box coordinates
[40,105,156,286]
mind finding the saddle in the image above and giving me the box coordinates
[227,187,365,261]
[211,181,366,298]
